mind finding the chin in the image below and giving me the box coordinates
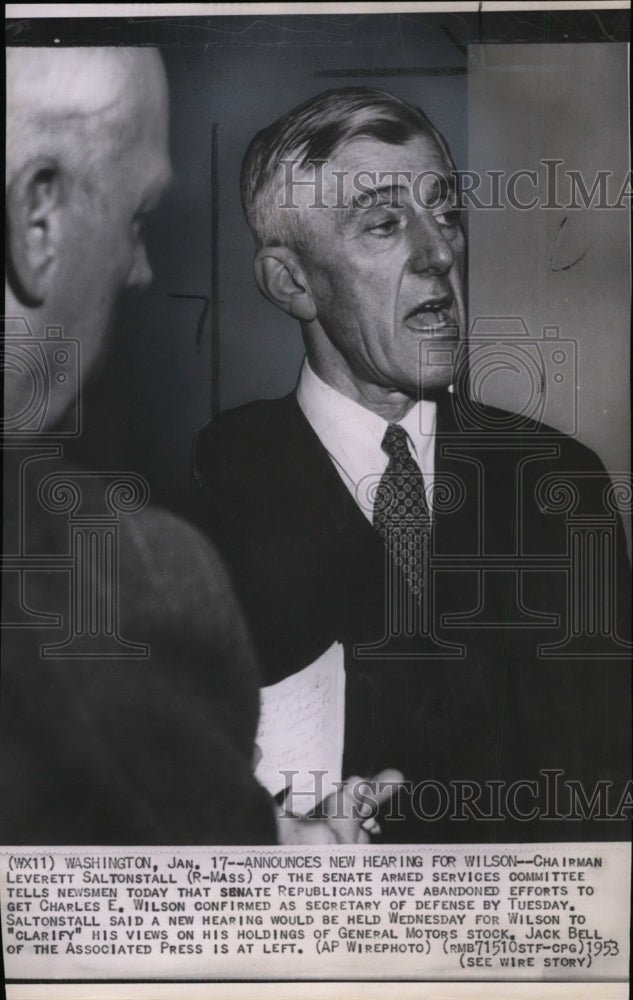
[413,337,459,391]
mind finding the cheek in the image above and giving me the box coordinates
[305,240,402,330]
[304,253,350,316]
[69,227,131,325]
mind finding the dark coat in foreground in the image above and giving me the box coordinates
[1,451,275,845]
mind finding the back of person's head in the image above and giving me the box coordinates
[5,47,171,432]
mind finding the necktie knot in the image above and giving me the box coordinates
[381,423,411,465]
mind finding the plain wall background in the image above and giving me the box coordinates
[468,43,630,478]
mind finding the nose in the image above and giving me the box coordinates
[408,213,454,275]
[127,243,153,290]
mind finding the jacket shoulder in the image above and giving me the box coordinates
[440,396,607,470]
[193,393,307,494]
[203,394,295,433]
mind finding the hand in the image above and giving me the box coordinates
[275,769,404,845]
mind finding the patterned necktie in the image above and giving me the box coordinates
[372,423,431,602]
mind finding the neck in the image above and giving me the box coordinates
[306,354,417,423]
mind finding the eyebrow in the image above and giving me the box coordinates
[418,173,456,206]
[349,184,408,213]
[348,176,456,214]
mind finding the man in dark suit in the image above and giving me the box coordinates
[195,88,631,843]
[1,47,277,845]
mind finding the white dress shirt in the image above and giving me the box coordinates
[296,357,437,518]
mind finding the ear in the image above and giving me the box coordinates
[253,246,317,322]
[6,158,64,305]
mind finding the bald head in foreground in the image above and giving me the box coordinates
[6,47,171,428]
[2,48,278,845]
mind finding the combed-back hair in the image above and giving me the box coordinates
[241,87,444,249]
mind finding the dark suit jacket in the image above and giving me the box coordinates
[194,391,631,843]
[1,451,276,845]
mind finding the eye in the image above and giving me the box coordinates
[367,216,402,237]
[434,209,461,230]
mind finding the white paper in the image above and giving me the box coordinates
[255,642,345,813]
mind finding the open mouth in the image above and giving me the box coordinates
[404,295,457,332]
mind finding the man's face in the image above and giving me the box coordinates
[73,94,170,366]
[296,133,466,411]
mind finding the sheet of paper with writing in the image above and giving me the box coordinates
[254,641,345,813]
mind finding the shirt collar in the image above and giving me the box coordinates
[296,358,436,492]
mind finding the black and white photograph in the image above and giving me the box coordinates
[2,3,631,997]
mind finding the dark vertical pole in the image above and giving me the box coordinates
[210,122,221,417]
